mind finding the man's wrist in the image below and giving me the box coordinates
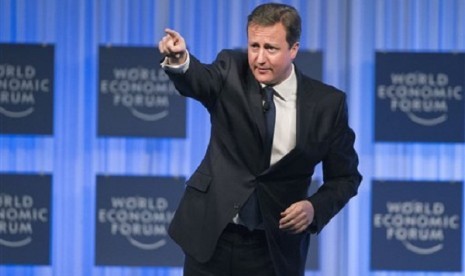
[166,51,187,65]
[306,198,318,233]
[161,50,190,74]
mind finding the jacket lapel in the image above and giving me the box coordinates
[261,68,318,173]
[245,65,320,174]
[295,69,317,148]
[245,69,267,146]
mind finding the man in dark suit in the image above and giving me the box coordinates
[158,3,362,276]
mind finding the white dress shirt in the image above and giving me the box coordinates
[267,65,297,166]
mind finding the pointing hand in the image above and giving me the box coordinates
[158,28,187,65]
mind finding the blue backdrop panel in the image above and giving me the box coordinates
[371,180,462,272]
[98,46,186,138]
[375,52,465,142]
[0,44,54,135]
[95,175,184,267]
[294,50,323,82]
[0,173,52,265]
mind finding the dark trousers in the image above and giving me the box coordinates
[183,223,276,276]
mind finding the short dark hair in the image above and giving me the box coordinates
[247,3,301,48]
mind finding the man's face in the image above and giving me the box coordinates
[247,22,299,86]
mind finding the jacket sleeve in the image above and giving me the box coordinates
[307,94,362,233]
[164,51,232,111]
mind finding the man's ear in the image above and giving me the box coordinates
[290,42,300,59]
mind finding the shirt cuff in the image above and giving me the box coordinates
[160,50,190,74]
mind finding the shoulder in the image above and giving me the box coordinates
[209,49,250,80]
[218,49,247,59]
[296,68,346,101]
[214,49,248,67]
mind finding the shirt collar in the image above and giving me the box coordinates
[261,64,297,102]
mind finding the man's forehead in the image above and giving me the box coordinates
[248,23,285,35]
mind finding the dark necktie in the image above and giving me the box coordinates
[263,86,276,161]
[239,86,276,230]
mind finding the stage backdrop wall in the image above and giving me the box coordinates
[1,0,464,275]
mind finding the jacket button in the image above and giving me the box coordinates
[233,203,240,209]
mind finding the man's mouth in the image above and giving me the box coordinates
[256,67,271,74]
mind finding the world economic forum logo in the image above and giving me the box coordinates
[373,200,460,255]
[377,72,463,126]
[97,46,186,138]
[0,174,52,265]
[0,64,51,118]
[99,67,177,122]
[98,196,174,250]
[371,180,462,271]
[0,44,54,135]
[0,193,49,248]
[95,176,184,266]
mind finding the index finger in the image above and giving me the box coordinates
[164,28,181,39]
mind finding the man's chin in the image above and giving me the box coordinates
[253,74,273,85]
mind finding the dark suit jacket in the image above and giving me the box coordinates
[166,50,362,276]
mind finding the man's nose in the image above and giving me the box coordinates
[256,49,266,63]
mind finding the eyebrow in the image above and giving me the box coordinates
[264,43,278,48]
[249,42,279,48]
